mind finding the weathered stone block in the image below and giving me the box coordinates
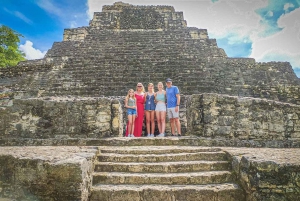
[225,148,300,201]
[0,97,124,139]
[0,147,97,201]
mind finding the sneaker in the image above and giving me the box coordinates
[157,133,165,137]
[147,134,151,137]
[150,134,154,137]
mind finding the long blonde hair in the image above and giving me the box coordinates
[157,82,164,90]
[148,83,155,93]
[126,89,136,100]
[136,83,145,92]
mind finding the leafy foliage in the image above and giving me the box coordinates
[0,25,26,68]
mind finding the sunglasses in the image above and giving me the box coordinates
[137,86,142,87]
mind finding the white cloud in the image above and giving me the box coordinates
[14,11,33,24]
[284,3,294,13]
[266,11,273,17]
[256,49,300,68]
[70,21,77,28]
[3,8,33,25]
[19,41,47,60]
[250,8,300,67]
[36,0,62,17]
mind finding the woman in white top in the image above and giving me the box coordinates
[154,82,167,137]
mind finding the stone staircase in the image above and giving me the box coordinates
[42,29,223,97]
[90,145,245,201]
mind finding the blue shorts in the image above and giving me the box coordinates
[127,108,137,115]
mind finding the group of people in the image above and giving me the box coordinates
[124,78,181,137]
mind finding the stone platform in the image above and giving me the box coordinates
[1,136,299,148]
[0,138,299,200]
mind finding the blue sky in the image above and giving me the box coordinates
[1,0,299,77]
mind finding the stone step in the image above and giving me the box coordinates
[94,161,230,173]
[85,137,217,146]
[92,171,233,185]
[0,137,253,147]
[97,152,228,162]
[99,146,222,154]
[90,183,245,201]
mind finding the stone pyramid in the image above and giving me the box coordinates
[0,1,299,104]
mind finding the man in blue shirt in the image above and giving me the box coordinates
[165,78,181,136]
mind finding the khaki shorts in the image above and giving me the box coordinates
[167,107,179,119]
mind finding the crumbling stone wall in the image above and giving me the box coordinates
[91,1,186,30]
[0,146,98,201]
[224,148,300,201]
[1,94,299,148]
[63,27,88,42]
[186,93,300,146]
[0,97,123,139]
[0,95,184,139]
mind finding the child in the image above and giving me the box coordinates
[155,82,167,137]
[125,89,137,137]
[144,83,156,137]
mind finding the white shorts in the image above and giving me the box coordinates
[155,102,166,111]
[167,107,179,119]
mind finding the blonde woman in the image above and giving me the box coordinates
[125,83,145,137]
[144,83,156,137]
[155,82,167,137]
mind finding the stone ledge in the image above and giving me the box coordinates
[0,137,299,147]
[223,147,300,200]
[0,146,98,201]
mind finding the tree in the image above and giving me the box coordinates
[0,25,26,68]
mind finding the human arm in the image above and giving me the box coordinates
[175,86,180,112]
[175,93,180,112]
[144,92,147,103]
[135,100,138,117]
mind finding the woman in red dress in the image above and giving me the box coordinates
[125,83,145,137]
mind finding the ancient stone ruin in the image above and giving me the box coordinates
[0,2,299,201]
[1,2,299,102]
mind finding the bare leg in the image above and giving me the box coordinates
[150,111,155,134]
[170,118,176,134]
[131,115,136,135]
[161,111,166,134]
[175,118,181,135]
[127,115,133,135]
[145,111,151,135]
[156,111,162,134]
